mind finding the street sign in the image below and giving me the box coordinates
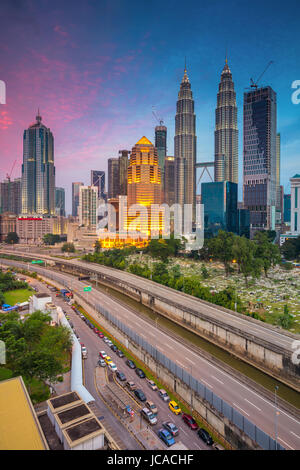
[31,260,44,264]
[83,286,92,292]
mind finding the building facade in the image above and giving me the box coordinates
[21,112,55,216]
[55,187,65,217]
[118,150,130,196]
[164,156,175,206]
[72,182,83,217]
[214,59,238,184]
[283,194,291,224]
[174,66,196,212]
[0,212,17,242]
[290,174,300,235]
[155,125,167,187]
[201,181,238,237]
[78,186,98,229]
[16,216,54,244]
[243,86,277,236]
[0,178,21,215]
[108,158,119,199]
[91,170,105,199]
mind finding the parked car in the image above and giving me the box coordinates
[108,362,117,372]
[213,443,225,450]
[116,371,126,381]
[110,344,118,353]
[98,332,104,338]
[116,350,125,358]
[158,389,170,402]
[182,413,198,430]
[99,351,107,359]
[169,400,181,415]
[146,379,157,391]
[104,356,112,364]
[103,336,110,343]
[107,340,113,347]
[126,359,136,369]
[162,422,179,437]
[134,389,146,402]
[145,400,158,415]
[197,428,213,445]
[140,408,157,425]
[126,381,137,391]
[157,429,175,447]
[135,368,146,378]
[98,359,106,367]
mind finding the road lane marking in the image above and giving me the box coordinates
[211,375,224,385]
[176,360,186,368]
[185,357,195,365]
[278,437,294,450]
[201,380,213,389]
[244,399,261,411]
[290,431,300,440]
[233,403,250,417]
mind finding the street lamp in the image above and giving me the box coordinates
[274,385,279,450]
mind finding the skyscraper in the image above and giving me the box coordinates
[164,156,175,206]
[91,170,105,199]
[118,150,130,195]
[275,133,282,226]
[108,158,119,199]
[55,187,66,216]
[155,125,167,186]
[243,86,277,236]
[290,174,300,235]
[214,59,238,183]
[78,185,98,229]
[21,112,55,216]
[72,182,83,217]
[0,178,21,215]
[174,65,196,212]
[127,136,163,236]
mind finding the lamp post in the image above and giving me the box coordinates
[274,385,279,450]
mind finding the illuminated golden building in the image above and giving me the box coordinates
[127,136,163,237]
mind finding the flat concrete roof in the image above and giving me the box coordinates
[65,417,102,442]
[49,391,80,410]
[57,404,90,425]
[0,376,48,450]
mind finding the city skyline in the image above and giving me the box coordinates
[0,0,299,214]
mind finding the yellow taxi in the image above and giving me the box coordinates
[168,400,181,415]
[105,356,112,364]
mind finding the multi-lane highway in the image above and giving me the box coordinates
[2,257,299,450]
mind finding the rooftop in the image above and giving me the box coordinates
[49,391,81,410]
[35,293,52,299]
[64,417,102,442]
[0,376,48,450]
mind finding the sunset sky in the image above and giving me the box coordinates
[0,0,299,213]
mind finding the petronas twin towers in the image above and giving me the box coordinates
[174,58,238,212]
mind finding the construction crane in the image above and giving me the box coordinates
[250,61,273,90]
[6,159,17,181]
[152,106,164,126]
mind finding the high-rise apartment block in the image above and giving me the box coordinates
[0,178,21,215]
[78,186,98,229]
[72,182,83,217]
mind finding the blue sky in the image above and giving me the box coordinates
[0,0,299,212]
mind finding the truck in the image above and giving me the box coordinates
[60,288,73,299]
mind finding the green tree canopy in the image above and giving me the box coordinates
[5,232,19,244]
[61,242,75,253]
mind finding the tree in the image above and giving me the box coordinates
[208,231,235,276]
[281,235,300,261]
[5,232,19,244]
[232,236,262,286]
[254,231,281,277]
[278,304,293,329]
[43,233,60,245]
[201,264,209,279]
[94,240,101,254]
[61,242,75,253]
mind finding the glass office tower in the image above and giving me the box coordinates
[21,112,55,216]
[243,86,277,236]
[55,187,65,216]
[108,158,119,199]
[91,170,105,199]
[72,182,83,217]
[155,125,167,187]
[201,181,238,237]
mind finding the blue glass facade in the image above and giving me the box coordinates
[283,194,291,223]
[201,181,238,237]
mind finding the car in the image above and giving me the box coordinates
[107,340,113,346]
[158,389,170,402]
[116,371,126,381]
[145,400,158,415]
[126,381,137,391]
[110,344,118,353]
[169,400,181,415]
[197,428,213,445]
[103,337,110,343]
[116,350,124,358]
[157,429,175,447]
[134,389,146,402]
[98,332,104,338]
[108,362,117,372]
[182,413,198,430]
[99,351,107,359]
[135,368,146,378]
[104,356,112,364]
[162,422,179,437]
[98,359,106,367]
[213,443,225,450]
[94,328,100,334]
[126,359,136,369]
[146,379,157,391]
[140,408,157,425]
